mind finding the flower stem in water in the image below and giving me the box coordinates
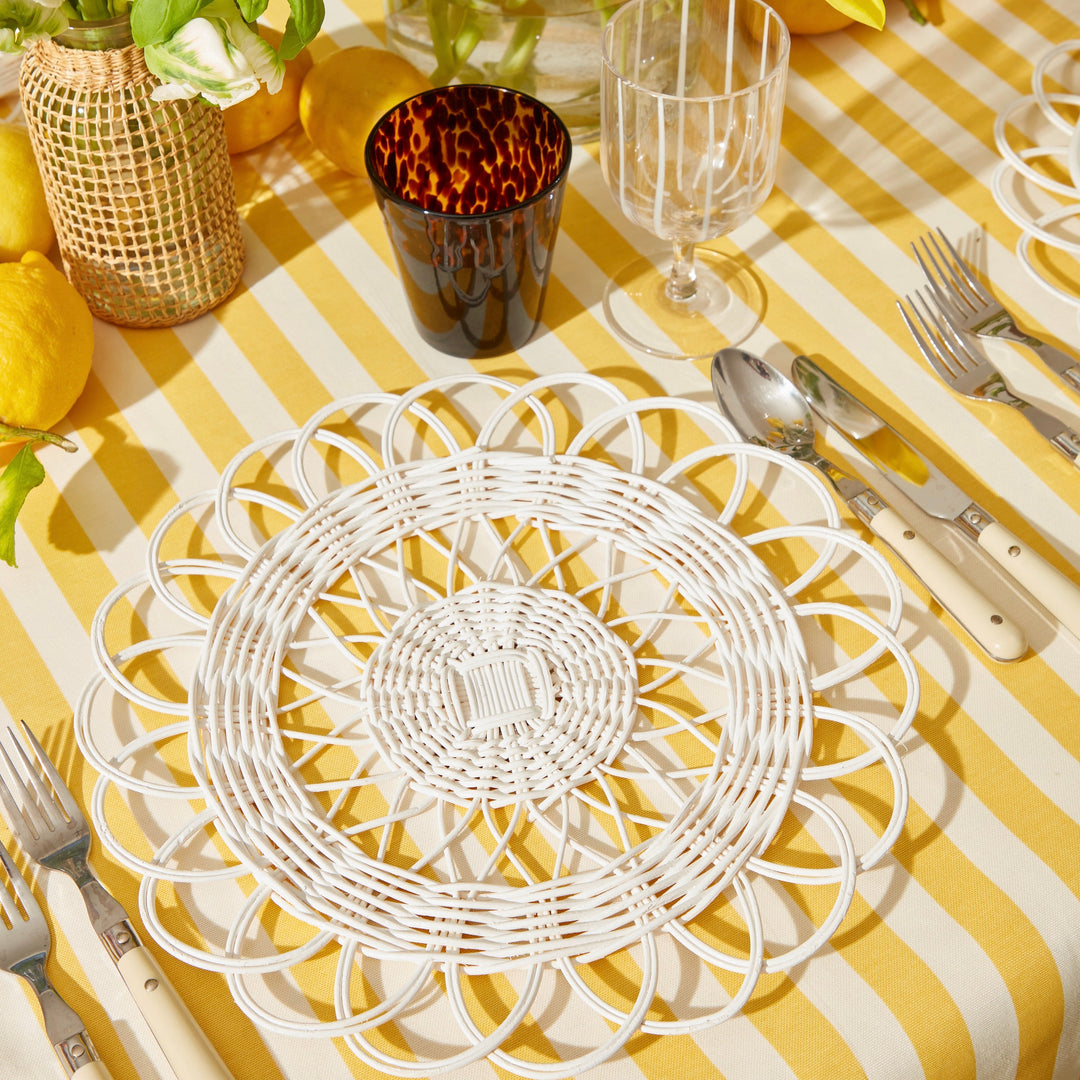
[495,14,545,80]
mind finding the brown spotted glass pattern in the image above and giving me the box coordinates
[366,85,571,358]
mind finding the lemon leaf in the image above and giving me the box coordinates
[0,444,45,568]
[823,0,886,29]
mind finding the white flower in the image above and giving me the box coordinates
[143,0,283,108]
[0,0,68,53]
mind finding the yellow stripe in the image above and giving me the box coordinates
[729,969,869,1077]
[896,800,1065,1077]
[778,95,1013,254]
[931,1,1079,71]
[212,283,335,427]
[69,370,180,537]
[116,326,252,475]
[790,887,977,1079]
[229,155,431,393]
[786,29,1080,337]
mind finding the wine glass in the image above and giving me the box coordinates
[600,0,790,359]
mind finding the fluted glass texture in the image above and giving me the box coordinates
[601,0,788,244]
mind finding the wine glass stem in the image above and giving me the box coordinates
[666,241,698,302]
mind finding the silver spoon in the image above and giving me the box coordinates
[710,347,1026,662]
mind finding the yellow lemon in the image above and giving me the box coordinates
[0,123,55,263]
[766,0,855,33]
[0,252,94,438]
[299,46,430,177]
[224,26,314,155]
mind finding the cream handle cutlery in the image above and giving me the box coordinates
[0,721,235,1080]
[843,499,1025,661]
[0,840,115,1079]
[115,947,235,1078]
[792,354,1080,644]
[864,505,1026,657]
[712,348,1028,662]
[974,520,1080,640]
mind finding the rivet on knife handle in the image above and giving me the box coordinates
[857,502,1027,662]
[115,945,234,1080]
[959,510,1080,641]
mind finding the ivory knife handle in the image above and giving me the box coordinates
[869,506,1027,662]
[116,946,234,1080]
[72,1061,113,1080]
[977,521,1080,640]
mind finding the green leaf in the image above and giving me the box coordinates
[825,0,886,29]
[900,0,927,25]
[131,0,207,46]
[278,0,322,59]
[0,445,45,569]
[234,0,267,24]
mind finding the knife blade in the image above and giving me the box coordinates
[792,355,1080,642]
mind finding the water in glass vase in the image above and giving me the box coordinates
[384,0,624,141]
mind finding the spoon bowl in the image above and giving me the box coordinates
[710,348,817,455]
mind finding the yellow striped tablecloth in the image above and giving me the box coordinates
[2,0,1080,1077]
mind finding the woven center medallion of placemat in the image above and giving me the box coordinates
[363,581,639,804]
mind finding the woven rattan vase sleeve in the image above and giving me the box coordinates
[18,33,245,328]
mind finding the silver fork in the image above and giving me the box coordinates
[897,291,1080,469]
[0,839,112,1078]
[912,228,1080,396]
[0,721,235,1080]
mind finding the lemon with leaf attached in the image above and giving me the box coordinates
[299,46,430,176]
[0,251,93,566]
[0,123,55,263]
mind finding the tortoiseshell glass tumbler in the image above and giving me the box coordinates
[365,85,572,358]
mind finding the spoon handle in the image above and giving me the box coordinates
[859,503,1027,662]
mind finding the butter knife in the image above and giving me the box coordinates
[793,355,1080,642]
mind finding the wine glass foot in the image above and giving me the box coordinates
[603,248,764,360]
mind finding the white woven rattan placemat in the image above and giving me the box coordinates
[77,374,917,1078]
[991,40,1080,321]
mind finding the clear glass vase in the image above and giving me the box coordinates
[384,0,626,142]
[18,15,245,327]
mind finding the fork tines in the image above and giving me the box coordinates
[0,721,77,846]
[911,228,994,320]
[897,290,985,380]
[0,841,37,929]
